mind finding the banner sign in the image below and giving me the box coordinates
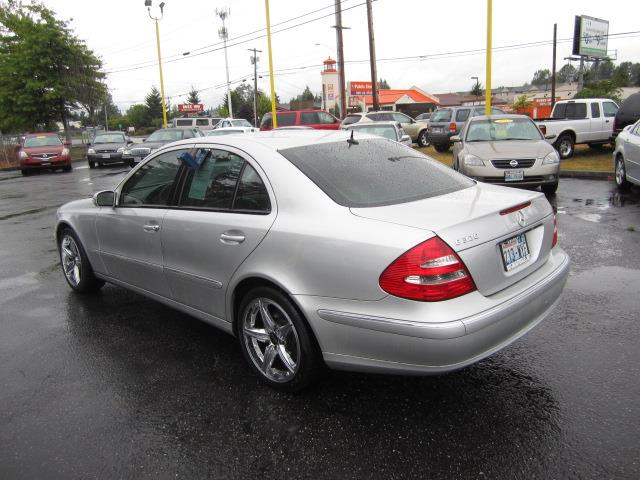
[572,15,609,58]
[178,103,204,113]
[349,81,380,96]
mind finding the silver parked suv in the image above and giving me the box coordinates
[428,105,505,152]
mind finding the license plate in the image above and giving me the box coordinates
[432,127,443,132]
[41,162,50,166]
[500,233,531,271]
[505,169,524,182]
[101,154,110,159]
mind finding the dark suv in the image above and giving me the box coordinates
[428,106,505,152]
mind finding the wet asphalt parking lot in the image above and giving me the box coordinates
[0,163,639,479]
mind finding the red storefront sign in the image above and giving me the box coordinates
[178,103,204,113]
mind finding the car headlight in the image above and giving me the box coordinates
[117,147,125,153]
[87,148,95,154]
[123,149,130,155]
[61,147,70,156]
[18,150,28,160]
[464,154,484,167]
[542,151,560,165]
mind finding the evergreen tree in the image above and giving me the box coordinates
[187,86,201,104]
[144,86,163,124]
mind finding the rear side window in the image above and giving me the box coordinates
[279,139,473,208]
[455,109,470,122]
[300,112,319,125]
[181,150,244,209]
[591,103,601,118]
[196,119,209,126]
[234,164,270,212]
[176,119,192,127]
[430,109,452,122]
[603,102,618,118]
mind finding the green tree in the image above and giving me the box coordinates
[512,95,532,111]
[470,82,483,97]
[144,86,163,125]
[126,104,149,129]
[289,85,316,107]
[574,80,622,104]
[187,86,201,104]
[556,64,577,83]
[0,1,105,133]
[631,63,640,87]
[379,78,390,89]
[612,61,632,87]
[531,69,551,88]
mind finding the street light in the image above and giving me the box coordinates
[146,0,168,128]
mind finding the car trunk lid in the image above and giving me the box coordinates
[351,183,554,296]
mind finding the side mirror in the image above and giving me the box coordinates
[127,140,134,145]
[400,134,412,145]
[545,134,557,140]
[451,135,461,143]
[93,190,115,207]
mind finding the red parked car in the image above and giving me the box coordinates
[260,110,340,131]
[18,132,72,176]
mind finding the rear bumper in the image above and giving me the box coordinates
[295,247,569,375]
[427,131,453,145]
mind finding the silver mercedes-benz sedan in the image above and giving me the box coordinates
[56,130,570,391]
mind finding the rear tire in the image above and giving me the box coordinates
[615,155,630,190]
[21,169,29,176]
[58,228,105,293]
[541,182,558,195]
[555,134,574,159]
[237,286,323,392]
[434,143,450,153]
[417,130,430,147]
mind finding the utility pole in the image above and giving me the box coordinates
[484,0,492,116]
[248,48,262,127]
[333,0,348,119]
[366,0,379,111]
[551,23,557,108]
[217,8,233,118]
[104,103,108,131]
[264,0,278,128]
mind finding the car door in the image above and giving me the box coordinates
[602,101,619,139]
[392,112,419,140]
[162,146,276,320]
[95,147,187,296]
[589,102,604,142]
[626,123,640,180]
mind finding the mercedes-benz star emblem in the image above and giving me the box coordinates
[517,210,526,227]
[510,160,519,167]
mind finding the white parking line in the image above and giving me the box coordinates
[74,165,89,170]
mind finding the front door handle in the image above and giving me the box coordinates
[220,230,245,244]
[143,224,160,232]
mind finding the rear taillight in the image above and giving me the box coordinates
[379,236,476,302]
[539,124,546,135]
[552,214,558,248]
[449,122,457,133]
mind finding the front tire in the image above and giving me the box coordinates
[21,169,29,176]
[615,155,630,190]
[417,130,430,147]
[62,165,72,172]
[88,160,95,169]
[238,287,323,392]
[541,182,558,195]
[59,228,105,293]
[434,143,450,153]
[555,134,574,159]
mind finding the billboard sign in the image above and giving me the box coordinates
[572,15,609,58]
[178,103,204,113]
[349,81,379,96]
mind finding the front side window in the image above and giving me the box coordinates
[392,112,411,124]
[318,112,337,124]
[120,150,183,206]
[603,101,618,118]
[180,149,244,209]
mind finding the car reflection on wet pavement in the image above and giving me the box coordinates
[0,167,639,479]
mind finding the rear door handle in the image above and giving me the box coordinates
[220,230,245,244]
[143,224,160,232]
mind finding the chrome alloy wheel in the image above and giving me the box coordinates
[242,298,301,383]
[615,157,626,186]
[558,139,572,157]
[61,234,82,287]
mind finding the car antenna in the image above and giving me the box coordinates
[347,129,359,146]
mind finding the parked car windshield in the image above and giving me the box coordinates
[430,109,452,122]
[279,139,473,207]
[231,119,252,127]
[93,133,126,144]
[24,135,62,147]
[466,118,542,142]
[348,125,397,140]
[342,115,361,125]
[146,130,184,142]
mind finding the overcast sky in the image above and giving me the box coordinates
[45,0,640,113]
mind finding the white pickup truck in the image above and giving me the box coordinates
[535,98,619,158]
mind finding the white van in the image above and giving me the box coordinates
[172,117,222,130]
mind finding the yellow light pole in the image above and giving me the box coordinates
[484,0,492,116]
[264,0,278,128]
[146,1,168,128]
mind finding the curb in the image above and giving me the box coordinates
[559,170,612,180]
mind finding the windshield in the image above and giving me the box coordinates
[349,125,396,141]
[146,130,184,142]
[93,133,126,144]
[24,135,62,147]
[279,139,473,208]
[466,118,542,142]
[430,109,452,122]
[231,119,252,127]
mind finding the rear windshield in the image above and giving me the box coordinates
[279,139,473,207]
[552,102,587,119]
[430,109,452,122]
